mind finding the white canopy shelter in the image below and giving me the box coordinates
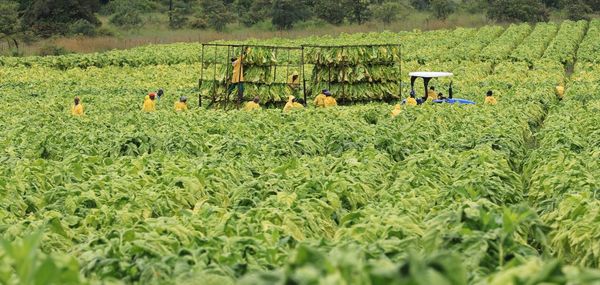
[409,72,453,78]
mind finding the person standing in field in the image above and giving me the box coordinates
[228,47,249,100]
[143,92,157,112]
[323,91,337,107]
[174,96,188,112]
[71,96,84,116]
[555,83,565,101]
[484,90,497,105]
[244,96,261,111]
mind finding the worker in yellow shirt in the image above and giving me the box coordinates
[314,89,329,107]
[484,90,497,105]
[244,96,261,111]
[427,86,437,101]
[405,91,417,106]
[228,47,249,99]
[71,96,84,116]
[323,91,337,107]
[391,104,402,117]
[283,96,304,112]
[174,96,188,112]
[555,83,564,101]
[143,93,157,112]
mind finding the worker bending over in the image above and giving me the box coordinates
[143,93,157,112]
[484,90,497,105]
[391,104,402,117]
[244,96,261,111]
[555,83,564,101]
[427,86,437,101]
[71,96,84,116]
[324,91,337,107]
[283,96,304,112]
[314,89,329,107]
[175,96,188,111]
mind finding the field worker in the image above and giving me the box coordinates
[244,96,261,111]
[157,89,164,101]
[437,92,447,100]
[143,92,157,112]
[324,91,337,107]
[391,104,402,117]
[174,96,188,112]
[283,96,304,112]
[484,90,497,105]
[71,96,84,116]
[228,47,249,98]
[555,83,564,101]
[405,91,417,106]
[427,86,437,101]
[314,89,329,107]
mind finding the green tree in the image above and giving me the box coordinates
[271,0,310,29]
[314,0,345,25]
[0,1,21,51]
[200,0,233,31]
[566,0,592,20]
[344,0,372,24]
[21,0,101,37]
[109,0,144,29]
[487,0,549,22]
[430,0,455,20]
[371,1,411,24]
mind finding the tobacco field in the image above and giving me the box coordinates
[0,20,599,285]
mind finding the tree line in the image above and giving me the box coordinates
[1,0,599,50]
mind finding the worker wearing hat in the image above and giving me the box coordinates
[323,90,337,107]
[484,90,497,105]
[71,96,84,116]
[143,92,157,112]
[174,96,188,112]
[244,96,261,111]
[314,89,329,108]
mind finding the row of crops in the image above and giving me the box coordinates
[1,20,599,284]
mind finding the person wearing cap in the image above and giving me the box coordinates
[283,96,304,112]
[174,96,188,112]
[323,91,337,107]
[391,104,402,117]
[227,47,250,98]
[314,89,329,108]
[484,90,497,105]
[244,96,261,111]
[71,96,84,116]
[143,92,157,112]
[405,91,417,106]
[555,83,564,101]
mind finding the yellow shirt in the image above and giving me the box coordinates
[283,101,304,112]
[427,90,437,101]
[406,97,417,106]
[555,85,564,99]
[71,104,84,116]
[391,104,401,117]
[143,99,156,112]
[244,101,260,111]
[324,96,337,107]
[314,93,326,107]
[174,101,188,111]
[232,57,244,83]
[484,96,497,105]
